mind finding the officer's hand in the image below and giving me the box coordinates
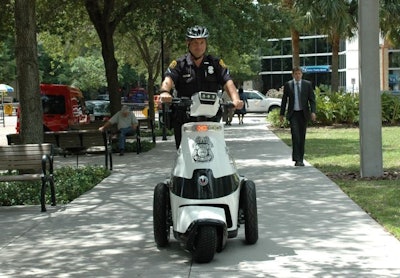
[233,100,244,110]
[160,92,172,103]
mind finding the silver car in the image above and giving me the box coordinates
[85,100,110,120]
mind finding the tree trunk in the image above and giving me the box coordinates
[100,33,120,115]
[291,28,300,68]
[84,0,136,115]
[131,34,163,123]
[331,33,340,92]
[14,0,43,143]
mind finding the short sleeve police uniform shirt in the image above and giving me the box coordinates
[165,53,232,98]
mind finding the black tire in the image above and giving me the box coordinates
[192,226,217,263]
[153,182,170,247]
[240,180,258,244]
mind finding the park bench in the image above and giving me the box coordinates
[7,130,112,170]
[0,143,56,212]
[44,130,112,170]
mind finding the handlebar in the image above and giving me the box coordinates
[222,102,235,109]
[170,97,192,108]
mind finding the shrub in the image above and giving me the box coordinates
[0,166,110,206]
[268,88,400,127]
[267,108,289,128]
[381,92,400,124]
[315,88,359,125]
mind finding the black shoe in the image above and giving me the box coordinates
[119,150,124,156]
[295,161,304,166]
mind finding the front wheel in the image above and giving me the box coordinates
[192,226,217,263]
[240,180,258,244]
[153,182,170,247]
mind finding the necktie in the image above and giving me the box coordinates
[296,82,301,96]
[295,81,301,110]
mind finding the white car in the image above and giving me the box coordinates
[243,90,281,113]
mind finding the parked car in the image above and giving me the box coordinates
[124,87,148,103]
[85,100,110,120]
[243,89,281,113]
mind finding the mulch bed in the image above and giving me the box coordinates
[327,171,400,181]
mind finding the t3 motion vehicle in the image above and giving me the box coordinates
[153,92,258,263]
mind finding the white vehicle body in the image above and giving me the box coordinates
[153,92,258,263]
[243,89,281,113]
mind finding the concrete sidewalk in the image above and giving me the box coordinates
[1,115,400,277]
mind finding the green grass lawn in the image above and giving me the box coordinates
[272,126,400,240]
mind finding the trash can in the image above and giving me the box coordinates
[4,104,13,116]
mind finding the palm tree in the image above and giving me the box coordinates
[380,0,400,48]
[300,0,358,92]
[281,0,301,68]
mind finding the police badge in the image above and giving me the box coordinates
[192,136,214,162]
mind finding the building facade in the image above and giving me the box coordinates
[259,34,399,94]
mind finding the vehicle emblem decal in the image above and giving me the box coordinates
[198,175,209,186]
[192,136,213,162]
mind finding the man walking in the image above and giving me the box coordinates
[280,67,316,166]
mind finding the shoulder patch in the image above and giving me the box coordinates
[219,59,227,69]
[169,60,177,69]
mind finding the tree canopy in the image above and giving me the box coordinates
[1,0,399,122]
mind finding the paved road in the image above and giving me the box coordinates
[1,115,400,277]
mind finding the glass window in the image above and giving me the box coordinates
[339,54,346,69]
[282,40,292,55]
[339,40,346,52]
[389,52,400,68]
[316,55,330,66]
[268,41,282,56]
[302,56,315,66]
[246,92,262,100]
[42,95,66,114]
[302,38,315,54]
[271,58,281,71]
[261,59,271,72]
[316,37,329,53]
[282,58,292,71]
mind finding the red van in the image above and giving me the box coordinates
[17,84,89,132]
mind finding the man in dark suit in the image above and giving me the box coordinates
[280,67,316,166]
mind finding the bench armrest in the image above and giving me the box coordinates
[41,153,54,177]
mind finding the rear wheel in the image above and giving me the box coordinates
[153,182,170,247]
[192,226,217,263]
[240,180,258,244]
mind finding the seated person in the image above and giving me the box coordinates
[99,105,138,155]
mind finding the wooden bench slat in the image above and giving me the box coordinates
[0,174,42,182]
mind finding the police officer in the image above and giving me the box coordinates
[159,25,243,148]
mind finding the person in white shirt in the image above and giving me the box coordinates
[99,105,138,155]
